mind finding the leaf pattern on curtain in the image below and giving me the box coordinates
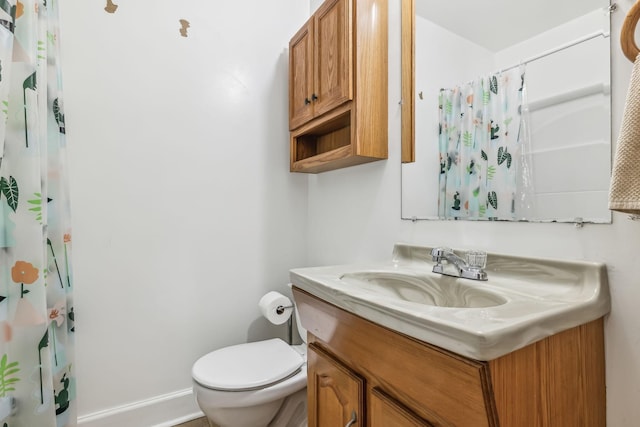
[0,0,76,426]
[438,67,526,220]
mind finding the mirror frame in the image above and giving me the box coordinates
[401,0,415,163]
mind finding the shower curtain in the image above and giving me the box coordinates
[438,66,531,220]
[0,0,76,426]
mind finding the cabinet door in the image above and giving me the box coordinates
[369,388,435,427]
[313,0,352,118]
[289,18,315,130]
[308,343,364,427]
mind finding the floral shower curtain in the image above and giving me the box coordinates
[438,66,531,220]
[0,0,76,426]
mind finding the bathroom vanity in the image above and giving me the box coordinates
[290,244,610,426]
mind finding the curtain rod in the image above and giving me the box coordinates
[501,30,610,73]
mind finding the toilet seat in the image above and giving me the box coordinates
[192,338,304,391]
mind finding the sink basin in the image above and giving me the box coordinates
[290,244,610,361]
[339,271,507,308]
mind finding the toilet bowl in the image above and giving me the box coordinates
[192,299,308,427]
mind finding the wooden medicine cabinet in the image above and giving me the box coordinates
[288,0,388,173]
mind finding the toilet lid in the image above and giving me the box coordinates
[192,338,304,391]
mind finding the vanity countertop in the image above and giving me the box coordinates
[290,244,611,360]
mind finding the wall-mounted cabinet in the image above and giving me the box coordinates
[289,0,352,130]
[288,0,388,173]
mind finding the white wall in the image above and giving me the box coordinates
[307,0,640,425]
[57,0,309,424]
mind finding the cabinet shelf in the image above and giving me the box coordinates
[290,104,384,173]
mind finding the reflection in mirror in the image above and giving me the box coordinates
[401,0,612,223]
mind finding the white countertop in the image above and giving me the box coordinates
[290,244,611,360]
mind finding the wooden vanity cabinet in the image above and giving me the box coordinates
[293,287,607,427]
[309,342,431,427]
[288,0,388,173]
[308,343,364,426]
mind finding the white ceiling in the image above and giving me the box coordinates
[415,0,609,51]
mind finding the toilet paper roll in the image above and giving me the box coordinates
[259,291,292,325]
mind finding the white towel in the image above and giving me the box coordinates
[610,54,640,214]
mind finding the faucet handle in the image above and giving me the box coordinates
[431,247,451,262]
[466,250,487,270]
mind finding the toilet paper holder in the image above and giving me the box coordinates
[276,304,295,344]
[276,304,293,315]
[259,290,297,345]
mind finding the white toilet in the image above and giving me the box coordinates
[192,304,307,427]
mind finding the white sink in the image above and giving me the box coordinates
[290,244,611,361]
[339,271,507,308]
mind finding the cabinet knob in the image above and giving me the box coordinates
[311,93,318,101]
[345,410,357,427]
[305,98,311,105]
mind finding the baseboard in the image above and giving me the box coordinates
[78,388,204,427]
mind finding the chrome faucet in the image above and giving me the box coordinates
[431,247,488,281]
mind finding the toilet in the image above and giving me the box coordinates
[192,302,307,427]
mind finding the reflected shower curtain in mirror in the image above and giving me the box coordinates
[438,66,532,220]
[0,0,76,426]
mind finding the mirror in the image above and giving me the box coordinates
[401,0,612,223]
